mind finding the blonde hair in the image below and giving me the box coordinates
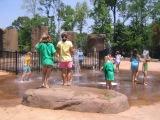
[27,52,32,56]
[41,33,52,42]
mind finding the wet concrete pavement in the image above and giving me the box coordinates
[0,68,160,107]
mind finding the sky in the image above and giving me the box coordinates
[0,0,93,32]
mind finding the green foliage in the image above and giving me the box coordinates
[90,0,112,40]
[22,0,39,17]
[59,5,75,31]
[12,17,30,30]
[150,21,160,58]
[75,33,88,52]
[75,1,89,33]
[149,0,160,20]
[9,0,160,58]
[112,19,153,56]
[12,15,48,52]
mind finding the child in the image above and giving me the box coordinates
[142,58,150,85]
[102,55,115,89]
[56,32,74,86]
[114,51,122,73]
[35,34,56,88]
[77,48,84,68]
[21,52,32,81]
[130,49,140,83]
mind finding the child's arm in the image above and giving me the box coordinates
[130,56,132,62]
[137,54,141,62]
[101,62,106,71]
[112,63,115,71]
[147,57,151,62]
[142,63,144,72]
[100,66,103,71]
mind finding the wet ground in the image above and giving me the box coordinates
[0,67,160,107]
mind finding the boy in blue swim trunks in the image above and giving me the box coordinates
[130,49,140,83]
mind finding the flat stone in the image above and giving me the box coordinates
[22,86,129,114]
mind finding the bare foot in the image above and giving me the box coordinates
[37,85,45,89]
[63,83,68,86]
[45,84,50,88]
[143,82,148,86]
[67,81,72,86]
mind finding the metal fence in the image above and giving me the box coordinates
[0,51,40,74]
[81,52,100,70]
[0,51,101,74]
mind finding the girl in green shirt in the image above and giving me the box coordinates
[35,34,56,88]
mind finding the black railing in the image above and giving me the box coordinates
[0,51,102,74]
[81,52,99,70]
[0,51,40,74]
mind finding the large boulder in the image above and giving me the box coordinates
[22,86,129,114]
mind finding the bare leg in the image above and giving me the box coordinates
[143,71,147,85]
[117,63,120,72]
[108,81,112,90]
[26,72,32,80]
[116,64,119,73]
[132,71,136,82]
[21,72,27,81]
[105,81,109,89]
[61,69,67,85]
[42,67,47,87]
[67,68,72,85]
[44,67,52,88]
[135,70,139,81]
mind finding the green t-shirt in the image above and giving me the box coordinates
[103,61,114,81]
[35,42,56,66]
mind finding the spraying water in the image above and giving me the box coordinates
[73,49,81,76]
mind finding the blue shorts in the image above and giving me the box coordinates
[23,65,31,73]
[131,62,139,71]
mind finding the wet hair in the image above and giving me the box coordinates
[61,32,68,38]
[116,51,119,54]
[132,49,138,57]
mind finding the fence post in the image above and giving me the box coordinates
[38,53,41,72]
[15,51,18,74]
[98,51,101,70]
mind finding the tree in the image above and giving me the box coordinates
[149,0,160,21]
[38,0,61,35]
[22,0,40,17]
[59,5,76,31]
[12,17,30,30]
[90,0,111,35]
[150,21,160,58]
[12,16,32,51]
[12,16,48,51]
[75,1,89,34]
[112,21,127,52]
